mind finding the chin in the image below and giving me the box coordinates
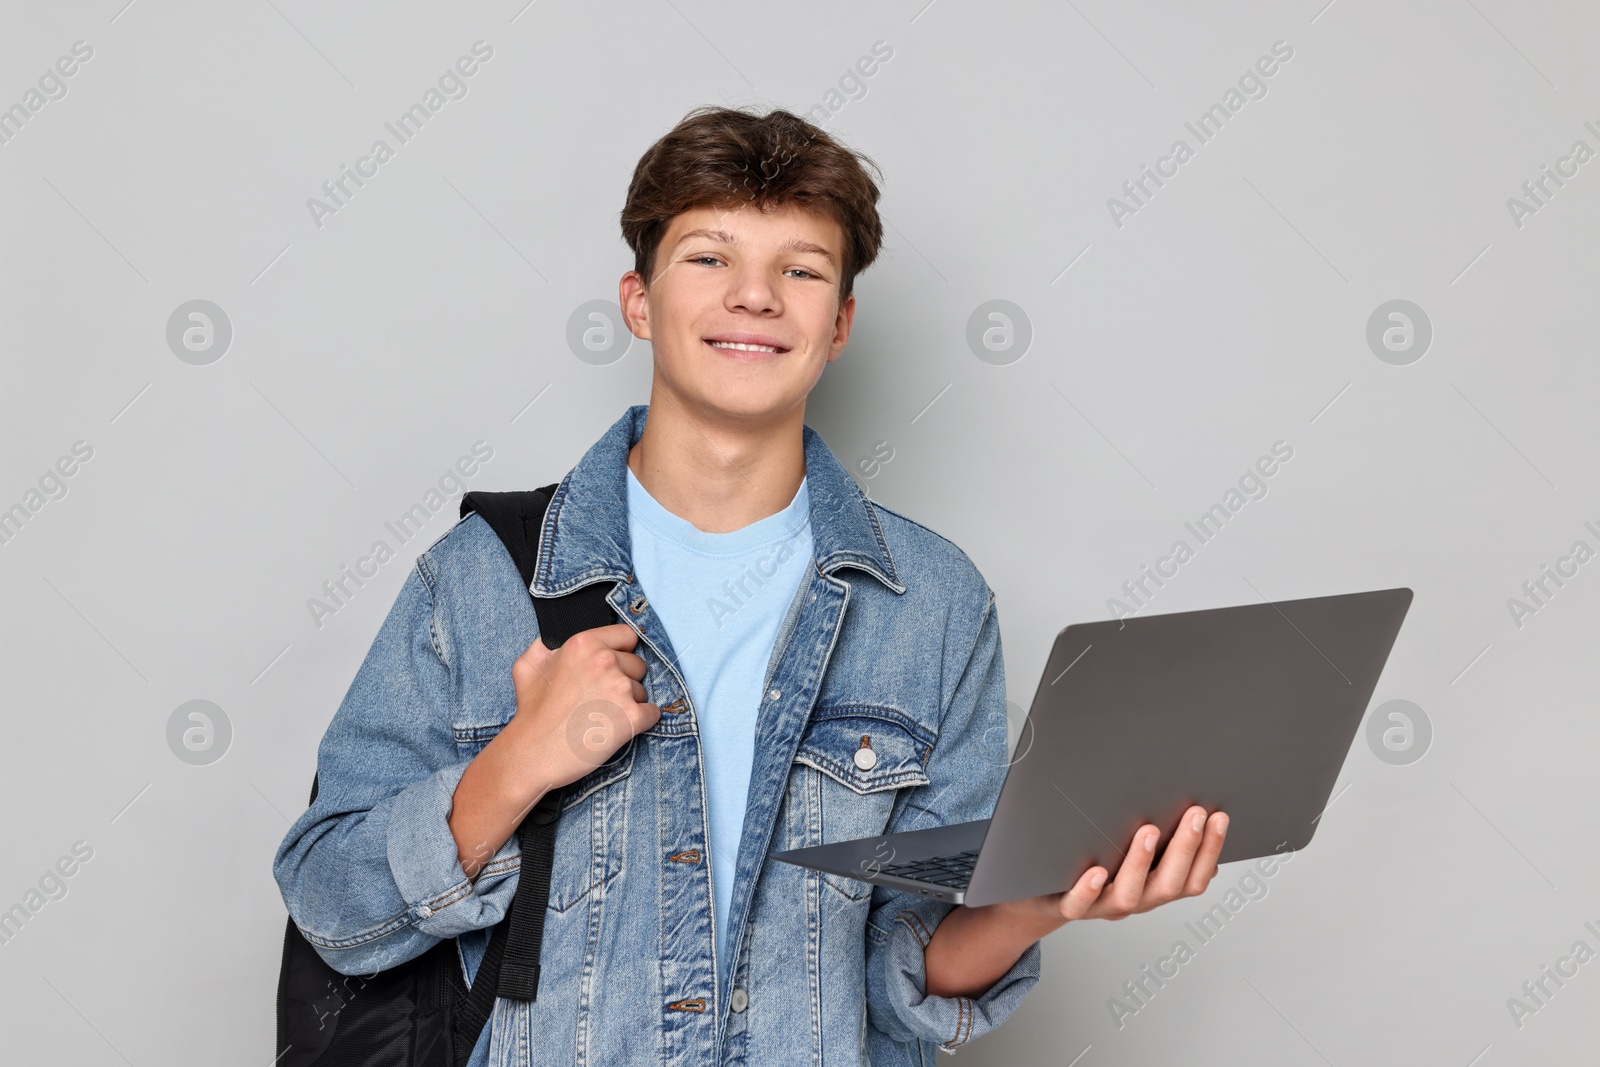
[693,387,800,421]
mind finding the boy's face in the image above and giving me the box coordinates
[620,201,855,426]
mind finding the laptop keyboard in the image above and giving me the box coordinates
[876,849,979,888]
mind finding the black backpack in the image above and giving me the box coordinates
[275,485,616,1067]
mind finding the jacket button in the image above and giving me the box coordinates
[854,736,877,770]
[729,986,749,1013]
[416,904,433,919]
[767,688,781,701]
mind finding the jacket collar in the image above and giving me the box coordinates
[531,403,905,597]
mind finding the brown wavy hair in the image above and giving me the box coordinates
[620,106,885,302]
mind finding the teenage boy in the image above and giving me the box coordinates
[274,106,1228,1066]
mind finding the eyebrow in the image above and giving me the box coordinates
[673,227,838,267]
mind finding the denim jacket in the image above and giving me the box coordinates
[273,403,1042,1065]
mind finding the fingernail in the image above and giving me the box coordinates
[1191,810,1204,833]
[1089,870,1105,890]
[1216,814,1229,835]
[1144,830,1157,852]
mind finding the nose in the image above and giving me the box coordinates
[725,263,780,315]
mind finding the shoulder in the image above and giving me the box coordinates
[856,499,1002,720]
[866,498,994,610]
[417,509,501,568]
[411,510,528,607]
[406,510,541,676]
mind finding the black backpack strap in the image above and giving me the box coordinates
[449,484,621,1060]
[450,789,563,1054]
[488,790,561,999]
[450,798,560,1043]
[459,484,617,651]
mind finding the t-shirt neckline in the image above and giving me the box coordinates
[625,467,810,557]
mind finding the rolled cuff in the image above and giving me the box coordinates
[872,896,1042,1052]
[386,759,524,941]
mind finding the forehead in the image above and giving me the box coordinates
[662,202,842,252]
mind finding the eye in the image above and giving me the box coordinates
[690,255,723,266]
[786,267,819,280]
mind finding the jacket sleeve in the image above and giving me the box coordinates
[864,587,1043,1053]
[271,557,524,976]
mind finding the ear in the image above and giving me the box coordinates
[619,270,651,340]
[826,292,856,363]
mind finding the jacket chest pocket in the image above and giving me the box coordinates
[790,705,934,903]
[545,736,634,913]
[454,724,633,914]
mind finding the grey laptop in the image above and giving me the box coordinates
[771,586,1413,907]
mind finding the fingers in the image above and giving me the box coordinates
[1056,866,1109,922]
[558,629,649,686]
[614,650,648,681]
[1181,811,1228,897]
[629,700,662,735]
[1064,812,1234,923]
[522,628,649,693]
[1102,823,1162,915]
[577,622,643,651]
[1145,806,1209,901]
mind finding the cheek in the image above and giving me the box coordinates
[796,307,838,348]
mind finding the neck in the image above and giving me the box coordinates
[627,391,806,534]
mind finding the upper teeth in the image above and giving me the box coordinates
[710,341,781,353]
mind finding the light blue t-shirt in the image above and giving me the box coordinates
[625,466,813,975]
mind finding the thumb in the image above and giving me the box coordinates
[513,635,554,688]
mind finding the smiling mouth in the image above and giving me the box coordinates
[705,340,788,354]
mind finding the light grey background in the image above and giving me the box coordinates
[2,1,1597,1064]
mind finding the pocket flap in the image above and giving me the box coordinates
[561,734,636,809]
[794,705,933,794]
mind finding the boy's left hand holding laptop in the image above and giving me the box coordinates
[924,805,1230,999]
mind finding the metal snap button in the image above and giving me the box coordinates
[416,904,433,919]
[767,688,781,701]
[854,736,877,771]
[730,986,749,1013]
[629,594,647,614]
